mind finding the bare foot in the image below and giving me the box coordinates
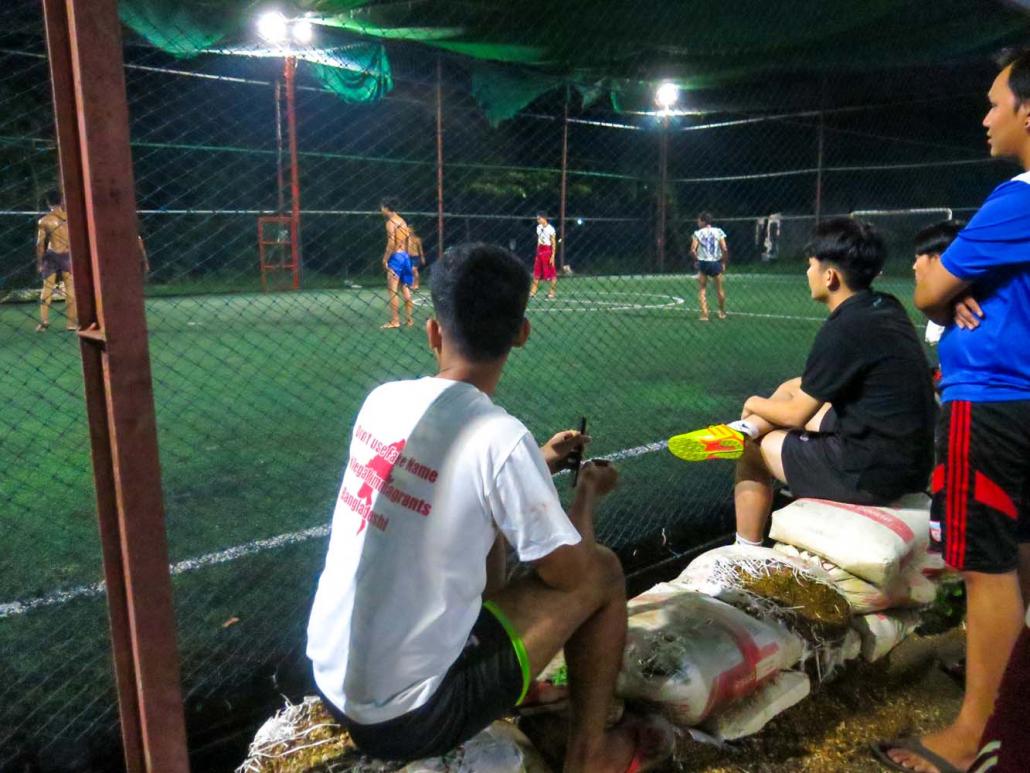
[699,315,710,322]
[380,321,400,329]
[717,311,726,320]
[405,319,414,328]
[885,727,978,772]
[567,716,674,773]
[35,322,49,333]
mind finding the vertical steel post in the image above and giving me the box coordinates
[814,110,825,225]
[284,56,301,289]
[656,118,669,271]
[40,1,189,770]
[435,57,445,260]
[558,88,569,270]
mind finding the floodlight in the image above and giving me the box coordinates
[257,11,289,44]
[655,82,679,110]
[292,19,314,44]
[576,218,584,226]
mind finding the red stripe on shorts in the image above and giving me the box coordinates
[946,401,972,569]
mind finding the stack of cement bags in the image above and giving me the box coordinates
[769,494,942,662]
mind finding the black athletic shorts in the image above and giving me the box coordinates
[930,400,1030,573]
[320,602,527,762]
[697,260,724,277]
[781,408,892,505]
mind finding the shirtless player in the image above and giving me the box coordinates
[380,198,415,329]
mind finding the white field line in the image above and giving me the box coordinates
[0,439,670,620]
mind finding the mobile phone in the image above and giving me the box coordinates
[570,416,587,487]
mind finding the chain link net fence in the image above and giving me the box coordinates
[1,1,1025,768]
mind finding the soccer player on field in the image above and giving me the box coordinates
[671,218,936,550]
[35,189,77,332]
[308,243,674,771]
[690,212,728,321]
[409,225,426,291]
[879,48,1030,773]
[379,198,414,329]
[530,212,557,299]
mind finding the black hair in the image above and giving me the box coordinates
[805,217,885,291]
[45,189,62,208]
[697,211,713,225]
[430,242,530,362]
[997,47,1030,107]
[380,197,399,212]
[536,211,548,219]
[913,219,966,257]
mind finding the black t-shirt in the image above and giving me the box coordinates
[801,290,936,498]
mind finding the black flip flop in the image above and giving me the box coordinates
[870,737,965,773]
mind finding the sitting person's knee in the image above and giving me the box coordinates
[587,545,625,594]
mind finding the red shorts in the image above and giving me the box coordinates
[533,246,556,280]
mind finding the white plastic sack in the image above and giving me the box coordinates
[774,543,938,614]
[702,670,811,740]
[852,610,922,662]
[673,544,836,598]
[768,494,931,587]
[617,584,803,726]
[401,722,550,773]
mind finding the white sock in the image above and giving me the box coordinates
[727,419,759,439]
[735,533,764,547]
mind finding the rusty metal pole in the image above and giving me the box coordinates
[435,57,445,260]
[814,110,825,225]
[285,56,301,289]
[40,1,189,771]
[558,88,569,270]
[656,117,669,271]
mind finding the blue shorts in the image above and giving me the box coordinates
[697,260,724,277]
[387,252,413,287]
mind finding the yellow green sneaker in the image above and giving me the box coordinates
[668,424,745,462]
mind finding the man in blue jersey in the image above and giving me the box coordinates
[879,48,1030,773]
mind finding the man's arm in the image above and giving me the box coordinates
[743,386,822,430]
[138,236,149,274]
[540,429,589,474]
[382,220,396,267]
[914,258,972,326]
[531,461,616,592]
[690,235,698,258]
[549,231,557,262]
[719,237,729,266]
[35,221,48,265]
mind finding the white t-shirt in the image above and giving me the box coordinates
[307,377,581,724]
[537,223,556,246]
[693,225,726,261]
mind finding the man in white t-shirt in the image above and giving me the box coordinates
[690,211,729,321]
[530,212,558,299]
[308,243,671,771]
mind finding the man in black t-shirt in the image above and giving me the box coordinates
[670,218,936,545]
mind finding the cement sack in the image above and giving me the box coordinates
[774,543,938,614]
[702,670,811,741]
[672,545,851,646]
[852,610,922,662]
[768,494,931,587]
[237,697,550,773]
[616,584,804,726]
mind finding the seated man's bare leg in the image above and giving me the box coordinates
[486,545,637,773]
[804,402,833,432]
[734,430,788,543]
[887,570,1024,773]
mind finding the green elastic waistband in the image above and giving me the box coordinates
[482,600,531,706]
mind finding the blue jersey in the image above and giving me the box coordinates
[938,171,1030,403]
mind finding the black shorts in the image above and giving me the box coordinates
[781,408,891,505]
[931,400,1030,573]
[41,250,71,278]
[321,602,526,762]
[697,260,724,277]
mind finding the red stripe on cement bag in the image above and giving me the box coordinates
[768,493,931,587]
[702,670,811,741]
[616,584,803,726]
